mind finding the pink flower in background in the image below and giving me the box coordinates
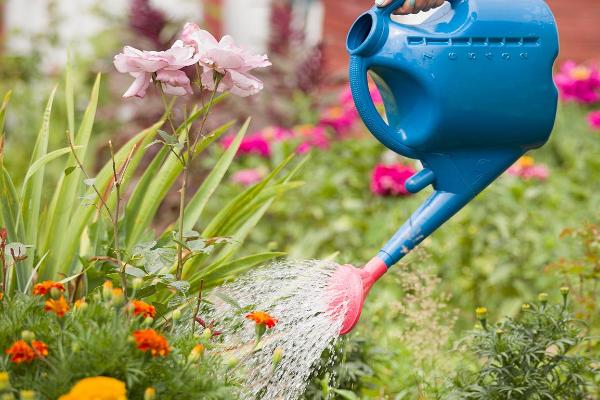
[259,126,294,142]
[222,133,271,157]
[339,84,383,108]
[554,61,600,104]
[319,106,358,136]
[113,40,199,97]
[231,168,264,186]
[294,125,330,154]
[507,156,549,181]
[181,23,271,97]
[587,111,600,130]
[370,164,416,197]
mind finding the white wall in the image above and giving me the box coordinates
[4,0,203,69]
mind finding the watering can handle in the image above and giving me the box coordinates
[349,55,419,158]
[374,0,408,16]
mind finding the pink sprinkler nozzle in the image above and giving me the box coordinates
[328,257,388,335]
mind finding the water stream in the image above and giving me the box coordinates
[203,259,349,400]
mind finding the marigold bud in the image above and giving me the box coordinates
[272,347,284,368]
[201,328,212,340]
[188,344,204,363]
[475,307,488,321]
[172,309,182,322]
[495,329,504,338]
[521,303,531,311]
[19,391,36,400]
[560,286,570,296]
[102,281,113,301]
[143,317,154,326]
[0,372,10,392]
[132,278,143,291]
[111,288,125,307]
[538,292,548,305]
[49,287,62,300]
[21,330,35,342]
[71,341,80,353]
[225,356,239,369]
[74,298,87,311]
[144,387,156,400]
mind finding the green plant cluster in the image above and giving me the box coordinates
[449,290,597,399]
[0,291,236,399]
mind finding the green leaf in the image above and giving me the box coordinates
[0,90,11,135]
[46,117,164,279]
[18,86,58,289]
[194,252,286,289]
[331,389,360,400]
[41,75,101,279]
[21,147,78,189]
[0,166,24,243]
[182,119,245,233]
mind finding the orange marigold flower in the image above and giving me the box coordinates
[246,311,278,329]
[31,340,49,358]
[5,340,36,364]
[44,296,69,317]
[132,329,170,357]
[131,300,156,319]
[0,292,3,301]
[33,281,65,296]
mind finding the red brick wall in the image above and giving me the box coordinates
[323,0,600,73]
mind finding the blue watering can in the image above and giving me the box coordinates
[329,0,559,334]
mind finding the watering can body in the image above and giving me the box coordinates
[347,0,559,267]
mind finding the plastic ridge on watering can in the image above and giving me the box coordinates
[331,0,559,335]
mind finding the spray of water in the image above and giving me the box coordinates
[203,259,349,400]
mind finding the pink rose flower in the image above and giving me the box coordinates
[222,133,271,157]
[231,168,264,186]
[507,156,549,181]
[587,111,600,130]
[113,40,199,98]
[370,163,416,197]
[181,23,271,97]
[554,61,600,104]
[294,125,330,154]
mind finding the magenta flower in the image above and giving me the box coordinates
[370,164,416,197]
[231,168,264,186]
[587,111,600,130]
[113,40,199,98]
[222,133,271,157]
[554,61,600,104]
[181,23,271,97]
[259,126,294,142]
[294,125,330,154]
[319,106,358,136]
[507,156,549,181]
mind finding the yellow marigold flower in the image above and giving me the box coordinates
[0,371,10,391]
[132,329,170,357]
[58,377,127,400]
[19,391,36,400]
[44,296,69,317]
[32,281,65,296]
[475,307,488,320]
[144,387,156,400]
[521,303,531,311]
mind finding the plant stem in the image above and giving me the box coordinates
[109,141,127,297]
[176,165,188,280]
[191,280,204,334]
